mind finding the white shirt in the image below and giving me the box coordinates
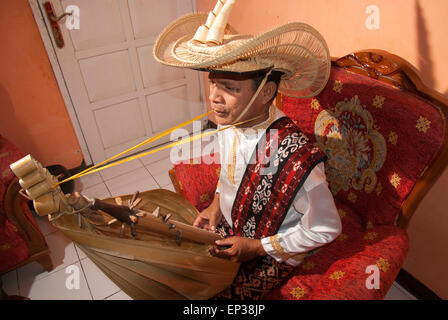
[215,106,341,266]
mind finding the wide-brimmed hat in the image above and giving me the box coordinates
[153,3,331,98]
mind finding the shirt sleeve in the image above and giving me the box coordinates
[261,163,342,266]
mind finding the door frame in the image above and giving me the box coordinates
[28,0,205,166]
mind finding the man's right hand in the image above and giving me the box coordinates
[193,193,221,231]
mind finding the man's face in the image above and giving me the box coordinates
[208,72,261,126]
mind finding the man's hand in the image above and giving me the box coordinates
[193,193,222,231]
[193,205,222,231]
[210,237,266,263]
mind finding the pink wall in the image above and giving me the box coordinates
[197,0,448,95]
[0,0,83,169]
[197,0,448,298]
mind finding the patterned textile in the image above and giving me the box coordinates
[281,67,445,227]
[212,118,326,300]
[172,153,221,212]
[214,216,295,300]
[231,117,327,239]
[265,199,409,300]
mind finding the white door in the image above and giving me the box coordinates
[37,0,204,165]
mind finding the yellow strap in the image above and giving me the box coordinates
[54,70,274,189]
[53,113,265,187]
[55,110,212,187]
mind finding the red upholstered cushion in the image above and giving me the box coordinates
[281,66,445,227]
[0,217,31,274]
[172,153,220,212]
[265,200,409,300]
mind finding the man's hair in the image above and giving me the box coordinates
[251,70,284,103]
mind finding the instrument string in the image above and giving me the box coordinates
[53,112,265,188]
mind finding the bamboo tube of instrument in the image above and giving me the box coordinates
[33,192,72,216]
[10,155,43,178]
[19,168,54,190]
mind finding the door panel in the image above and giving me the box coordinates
[39,0,204,165]
[79,50,137,102]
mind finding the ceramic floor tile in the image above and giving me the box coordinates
[105,290,133,300]
[76,172,103,190]
[18,231,79,290]
[80,257,120,300]
[139,144,173,166]
[1,270,19,296]
[104,166,159,197]
[80,182,111,200]
[145,157,175,188]
[21,261,92,300]
[99,158,143,181]
[34,213,58,236]
[161,183,175,193]
[74,244,88,260]
[384,283,414,300]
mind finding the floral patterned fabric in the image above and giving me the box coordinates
[265,200,409,299]
[281,67,445,227]
[169,65,445,299]
[172,153,221,212]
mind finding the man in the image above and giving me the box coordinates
[153,0,341,299]
[193,70,341,299]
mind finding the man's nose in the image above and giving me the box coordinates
[209,83,222,103]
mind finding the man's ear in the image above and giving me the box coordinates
[261,81,277,104]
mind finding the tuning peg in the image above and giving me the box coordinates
[129,197,141,210]
[163,213,172,223]
[152,207,160,218]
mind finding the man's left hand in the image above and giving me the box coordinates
[210,237,266,263]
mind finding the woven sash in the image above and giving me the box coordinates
[230,117,327,239]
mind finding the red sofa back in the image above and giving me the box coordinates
[281,66,446,228]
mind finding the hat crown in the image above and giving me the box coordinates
[193,0,236,45]
[153,4,331,98]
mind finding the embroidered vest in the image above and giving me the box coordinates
[230,117,327,239]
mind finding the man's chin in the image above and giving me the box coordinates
[211,115,232,126]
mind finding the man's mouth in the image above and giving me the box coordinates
[212,108,228,117]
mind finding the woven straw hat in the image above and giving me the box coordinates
[153,5,331,98]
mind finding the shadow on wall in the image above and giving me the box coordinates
[416,0,435,90]
[0,85,31,145]
[415,0,448,98]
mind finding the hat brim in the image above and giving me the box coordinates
[153,13,330,98]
